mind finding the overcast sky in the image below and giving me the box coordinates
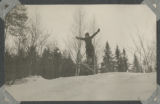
[26,5,156,63]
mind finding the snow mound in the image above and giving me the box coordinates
[5,72,156,101]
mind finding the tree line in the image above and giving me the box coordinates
[5,40,155,85]
[5,46,76,84]
[100,41,152,73]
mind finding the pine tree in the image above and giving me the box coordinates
[115,46,123,72]
[61,53,76,77]
[41,48,61,79]
[122,49,129,72]
[40,48,51,79]
[132,54,142,72]
[102,42,114,72]
[53,47,62,78]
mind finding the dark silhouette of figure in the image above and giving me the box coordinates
[76,28,100,64]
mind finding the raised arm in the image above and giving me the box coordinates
[76,36,85,40]
[90,28,100,38]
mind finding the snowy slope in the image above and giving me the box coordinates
[5,72,156,101]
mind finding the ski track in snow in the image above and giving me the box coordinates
[5,72,156,101]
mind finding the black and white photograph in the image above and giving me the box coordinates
[4,4,156,101]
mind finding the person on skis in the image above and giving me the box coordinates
[76,28,100,64]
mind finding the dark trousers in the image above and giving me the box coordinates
[86,48,95,65]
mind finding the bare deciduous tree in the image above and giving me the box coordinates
[28,12,50,55]
[66,8,86,76]
[131,28,156,73]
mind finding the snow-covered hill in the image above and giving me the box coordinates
[5,72,156,101]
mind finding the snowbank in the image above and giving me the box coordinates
[5,72,156,101]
